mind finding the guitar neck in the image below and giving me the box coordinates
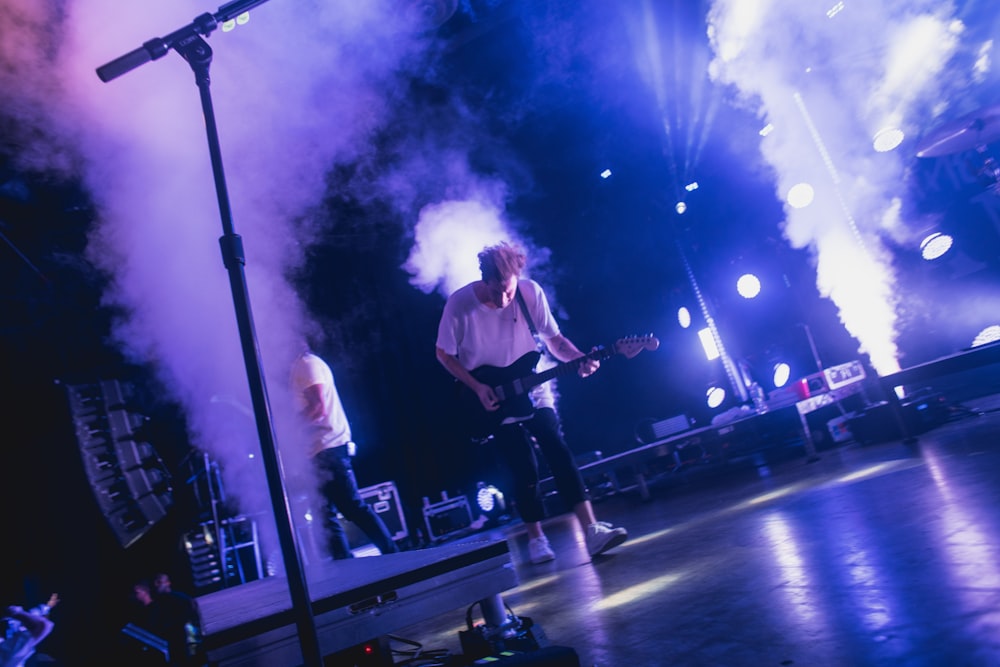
[527,346,612,389]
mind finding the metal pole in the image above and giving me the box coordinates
[176,34,322,666]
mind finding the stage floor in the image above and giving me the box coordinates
[387,392,1000,666]
[196,537,515,666]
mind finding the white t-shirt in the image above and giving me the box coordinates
[289,353,352,457]
[436,278,560,371]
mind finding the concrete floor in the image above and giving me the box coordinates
[389,393,1000,666]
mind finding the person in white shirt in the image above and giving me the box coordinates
[290,350,400,559]
[435,242,627,564]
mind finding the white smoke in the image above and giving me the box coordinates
[403,156,533,299]
[0,0,437,554]
[405,198,510,296]
[705,0,966,375]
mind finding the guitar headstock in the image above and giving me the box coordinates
[614,334,660,359]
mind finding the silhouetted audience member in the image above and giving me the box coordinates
[1,603,53,667]
[129,581,156,633]
[121,580,168,666]
[149,574,201,666]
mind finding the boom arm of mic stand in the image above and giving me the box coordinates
[96,13,217,82]
[95,0,273,83]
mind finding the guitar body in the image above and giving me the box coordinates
[453,335,659,442]
[459,351,542,440]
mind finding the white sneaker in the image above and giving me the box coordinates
[586,521,628,557]
[528,536,556,564]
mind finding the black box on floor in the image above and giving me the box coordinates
[847,392,949,444]
[342,481,408,550]
[423,495,473,541]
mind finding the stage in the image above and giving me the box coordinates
[194,346,1000,666]
[391,390,1000,667]
[541,346,1000,501]
[196,538,515,666]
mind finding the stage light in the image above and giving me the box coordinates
[919,232,953,260]
[772,362,791,388]
[706,386,726,408]
[677,306,692,329]
[475,482,506,515]
[759,123,774,137]
[736,273,761,299]
[600,168,612,179]
[787,183,814,208]
[826,2,845,19]
[675,201,687,215]
[698,327,720,361]
[873,127,904,152]
[685,182,699,192]
[972,325,1000,347]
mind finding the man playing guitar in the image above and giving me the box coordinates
[435,242,628,564]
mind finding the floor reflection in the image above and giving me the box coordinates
[392,394,1000,666]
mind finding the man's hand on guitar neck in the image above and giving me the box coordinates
[547,334,600,378]
[575,347,601,378]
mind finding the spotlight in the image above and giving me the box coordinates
[919,232,953,260]
[772,362,791,388]
[677,306,692,329]
[698,327,720,361]
[684,182,699,192]
[787,183,814,209]
[872,127,904,153]
[736,273,761,299]
[972,325,1000,347]
[706,386,727,408]
[475,482,506,520]
[600,168,612,179]
[759,123,775,137]
[675,201,687,215]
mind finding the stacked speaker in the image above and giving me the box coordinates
[65,379,172,548]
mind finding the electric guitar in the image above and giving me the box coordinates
[459,334,660,439]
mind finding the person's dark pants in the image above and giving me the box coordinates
[493,407,588,524]
[314,447,400,559]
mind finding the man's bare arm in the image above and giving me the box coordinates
[546,334,600,377]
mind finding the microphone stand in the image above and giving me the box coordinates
[96,4,322,665]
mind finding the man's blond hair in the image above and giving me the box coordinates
[478,242,526,282]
